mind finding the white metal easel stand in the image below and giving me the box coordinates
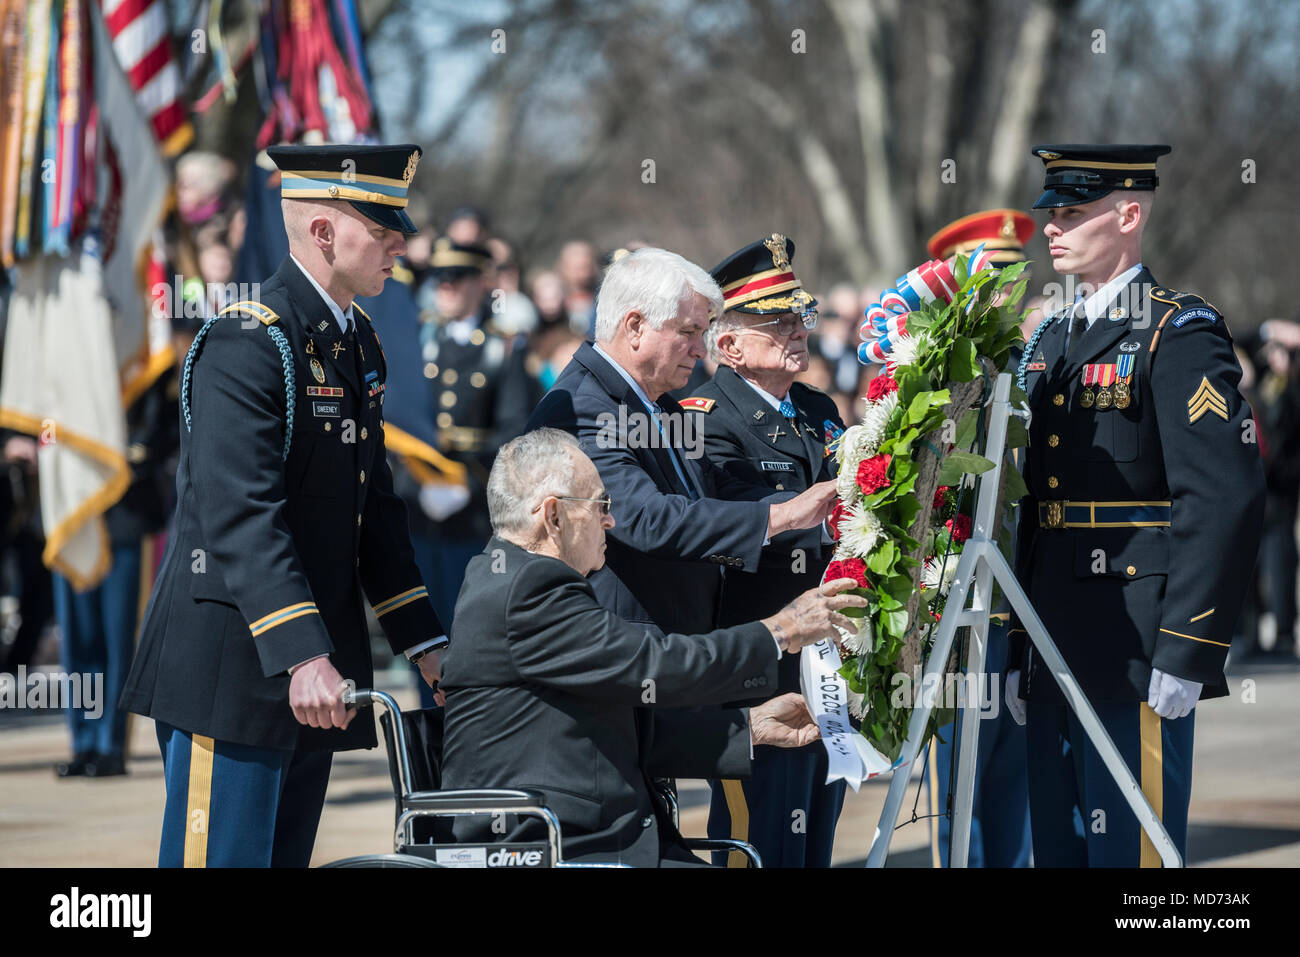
[864,372,1181,868]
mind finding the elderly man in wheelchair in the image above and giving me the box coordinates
[337,428,862,868]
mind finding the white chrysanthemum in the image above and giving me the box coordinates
[838,500,884,557]
[847,687,866,720]
[838,616,873,657]
[888,331,922,368]
[836,393,898,501]
[858,391,897,451]
[922,554,961,594]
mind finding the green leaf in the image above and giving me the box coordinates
[882,607,909,638]
[950,336,981,382]
[955,408,979,450]
[1005,415,1028,451]
[867,540,898,574]
[996,260,1028,285]
[937,450,996,485]
[1003,461,1029,502]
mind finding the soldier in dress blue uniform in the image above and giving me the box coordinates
[398,239,536,709]
[920,210,1034,867]
[682,235,847,867]
[1007,144,1266,866]
[120,143,447,867]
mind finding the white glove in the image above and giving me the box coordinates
[418,482,471,521]
[1147,668,1202,720]
[1004,669,1027,726]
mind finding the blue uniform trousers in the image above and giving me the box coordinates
[156,721,333,867]
[707,744,846,867]
[1025,696,1194,867]
[923,622,1031,867]
[53,542,142,758]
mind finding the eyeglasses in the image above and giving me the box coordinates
[531,493,613,515]
[743,308,819,337]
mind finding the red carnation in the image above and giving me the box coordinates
[856,453,892,496]
[932,485,951,511]
[828,500,851,541]
[945,514,972,543]
[866,374,899,402]
[826,558,871,590]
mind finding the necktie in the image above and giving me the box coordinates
[1066,299,1087,358]
[650,403,700,500]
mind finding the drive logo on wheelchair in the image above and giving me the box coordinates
[487,848,546,867]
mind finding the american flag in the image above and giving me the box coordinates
[99,0,191,154]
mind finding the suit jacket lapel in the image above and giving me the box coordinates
[575,342,692,497]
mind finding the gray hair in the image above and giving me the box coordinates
[487,428,581,535]
[593,246,723,343]
[703,310,746,365]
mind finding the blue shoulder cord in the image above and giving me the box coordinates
[1016,311,1066,394]
[181,316,296,461]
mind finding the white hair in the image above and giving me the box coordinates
[593,246,723,342]
[704,309,748,364]
[487,428,581,535]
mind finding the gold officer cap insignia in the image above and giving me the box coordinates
[403,150,420,185]
[764,233,791,271]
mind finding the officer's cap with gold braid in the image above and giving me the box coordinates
[429,237,492,281]
[710,234,817,315]
[267,143,422,234]
[1031,143,1171,209]
[927,208,1035,266]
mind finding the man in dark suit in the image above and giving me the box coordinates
[440,428,866,865]
[527,246,837,639]
[121,144,446,867]
[1007,144,1265,866]
[679,234,846,866]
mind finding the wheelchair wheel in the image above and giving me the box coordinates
[318,853,443,868]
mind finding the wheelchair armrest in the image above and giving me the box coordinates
[680,838,763,868]
[402,788,549,813]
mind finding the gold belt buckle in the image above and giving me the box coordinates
[1044,501,1065,529]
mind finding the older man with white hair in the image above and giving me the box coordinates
[440,429,865,865]
[527,246,838,639]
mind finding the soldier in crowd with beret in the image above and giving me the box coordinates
[121,143,446,867]
[681,234,847,867]
[1007,144,1265,866]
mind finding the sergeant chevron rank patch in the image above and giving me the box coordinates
[1187,376,1229,424]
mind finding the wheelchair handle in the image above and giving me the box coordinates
[341,688,416,799]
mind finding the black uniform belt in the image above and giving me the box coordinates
[1037,500,1171,529]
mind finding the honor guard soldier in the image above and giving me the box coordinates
[920,210,1033,866]
[121,143,447,867]
[1006,145,1265,866]
[683,234,847,867]
[404,239,536,659]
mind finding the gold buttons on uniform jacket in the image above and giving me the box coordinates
[470,329,486,346]
[360,470,366,484]
[357,514,362,527]
[442,369,458,385]
[360,427,368,440]
[1047,476,1059,489]
[440,391,457,408]
[324,422,332,432]
[1053,393,1065,406]
[470,372,486,388]
[775,483,785,491]
[437,412,453,428]
[1126,565,1137,577]
[1048,434,1059,447]
[424,362,438,379]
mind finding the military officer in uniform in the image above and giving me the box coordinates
[401,239,536,660]
[682,235,847,867]
[920,210,1034,867]
[1006,144,1265,866]
[121,144,447,867]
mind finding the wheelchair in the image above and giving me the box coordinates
[319,688,762,868]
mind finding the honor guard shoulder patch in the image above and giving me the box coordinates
[1188,376,1229,424]
[679,397,716,412]
[217,300,279,326]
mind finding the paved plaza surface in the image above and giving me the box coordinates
[2,660,1297,868]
